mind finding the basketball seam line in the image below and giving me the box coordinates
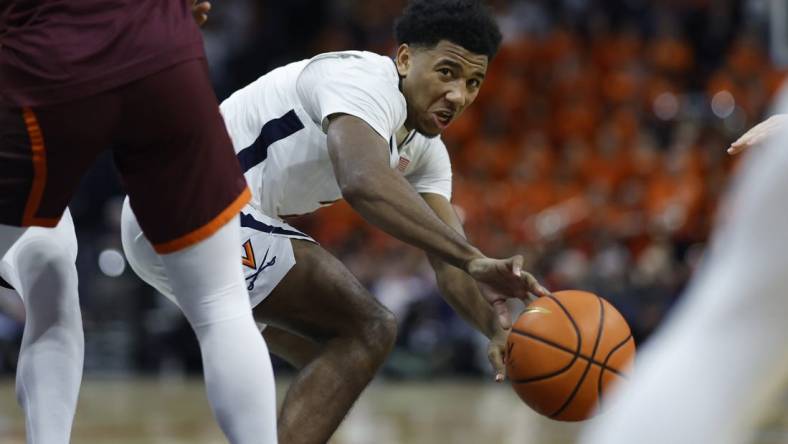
[507,296,582,386]
[508,331,628,379]
[597,333,634,411]
[549,295,605,419]
[508,349,580,383]
[539,295,582,417]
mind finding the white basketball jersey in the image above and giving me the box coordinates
[219,50,453,219]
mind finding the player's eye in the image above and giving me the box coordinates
[468,79,481,89]
[437,68,453,78]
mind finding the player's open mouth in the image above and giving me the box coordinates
[432,111,453,129]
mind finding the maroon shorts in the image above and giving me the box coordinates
[0,58,250,254]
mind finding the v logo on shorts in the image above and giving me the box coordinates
[245,246,277,292]
[241,240,256,269]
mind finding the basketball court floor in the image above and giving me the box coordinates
[0,377,786,443]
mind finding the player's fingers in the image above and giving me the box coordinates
[492,299,512,330]
[191,1,211,26]
[522,272,550,298]
[747,131,769,147]
[727,136,750,154]
[727,144,745,155]
[195,1,211,14]
[729,120,779,154]
[511,255,523,278]
[488,345,506,382]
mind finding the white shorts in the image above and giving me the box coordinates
[0,209,78,297]
[120,197,313,309]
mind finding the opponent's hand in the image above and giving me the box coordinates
[728,114,788,155]
[467,255,550,329]
[487,328,509,383]
[189,0,211,27]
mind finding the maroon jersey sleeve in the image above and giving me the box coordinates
[0,0,205,107]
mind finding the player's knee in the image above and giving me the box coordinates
[19,240,77,289]
[359,307,397,359]
[17,239,80,311]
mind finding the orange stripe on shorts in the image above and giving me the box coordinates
[153,186,252,254]
[21,108,58,227]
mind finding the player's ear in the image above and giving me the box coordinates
[395,44,411,78]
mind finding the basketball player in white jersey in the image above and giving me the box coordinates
[122,1,550,442]
[580,90,788,444]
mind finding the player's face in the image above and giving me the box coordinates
[396,40,488,137]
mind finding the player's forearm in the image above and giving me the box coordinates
[327,114,482,269]
[341,171,482,269]
[429,256,500,339]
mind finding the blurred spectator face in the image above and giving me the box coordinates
[396,40,488,137]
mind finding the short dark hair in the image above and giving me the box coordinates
[394,0,503,60]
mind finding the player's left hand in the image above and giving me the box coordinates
[467,255,550,329]
[488,328,509,382]
[189,0,211,27]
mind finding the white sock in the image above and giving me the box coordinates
[10,231,83,444]
[159,216,277,444]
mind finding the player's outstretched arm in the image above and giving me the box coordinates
[728,114,788,154]
[326,114,549,316]
[327,114,482,268]
[421,192,510,380]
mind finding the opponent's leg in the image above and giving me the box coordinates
[253,239,398,444]
[122,198,277,443]
[580,117,788,444]
[156,217,277,444]
[6,217,82,444]
[115,58,278,443]
[122,201,276,442]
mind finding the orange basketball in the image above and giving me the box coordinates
[505,290,636,421]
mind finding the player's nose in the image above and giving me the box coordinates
[444,84,466,109]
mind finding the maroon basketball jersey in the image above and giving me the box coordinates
[0,0,205,106]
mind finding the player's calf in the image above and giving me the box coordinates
[13,236,83,444]
[273,305,397,444]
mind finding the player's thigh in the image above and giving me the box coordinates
[0,100,118,228]
[112,58,248,255]
[120,197,175,299]
[254,239,393,341]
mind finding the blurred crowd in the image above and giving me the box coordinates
[0,0,784,379]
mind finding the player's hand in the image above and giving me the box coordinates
[467,255,550,329]
[728,114,788,155]
[487,328,509,383]
[189,0,211,27]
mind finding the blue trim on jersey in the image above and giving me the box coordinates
[237,109,305,173]
[403,130,416,146]
[240,212,312,240]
